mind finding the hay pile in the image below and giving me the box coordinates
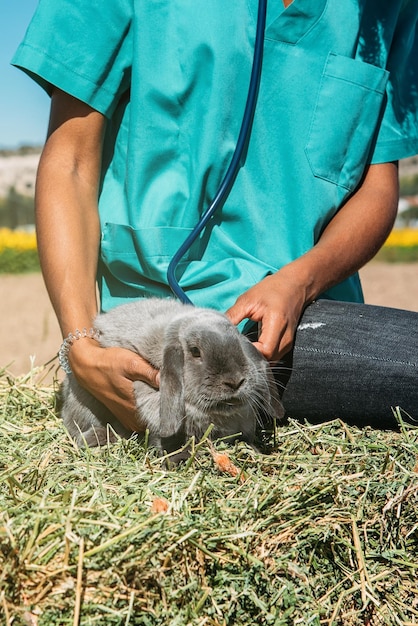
[0,370,417,625]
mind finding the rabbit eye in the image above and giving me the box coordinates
[189,346,201,358]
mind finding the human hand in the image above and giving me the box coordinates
[68,338,160,432]
[226,268,310,361]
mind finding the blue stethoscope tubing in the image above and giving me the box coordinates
[167,0,267,304]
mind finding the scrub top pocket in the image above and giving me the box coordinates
[101,223,194,286]
[305,53,388,191]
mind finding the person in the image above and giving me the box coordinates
[12,0,418,431]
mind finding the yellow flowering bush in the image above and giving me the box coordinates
[0,225,417,272]
[383,228,418,247]
[376,228,418,262]
[0,227,37,252]
[0,227,39,273]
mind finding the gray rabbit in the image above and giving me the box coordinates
[59,298,283,461]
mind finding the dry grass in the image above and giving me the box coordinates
[0,367,417,625]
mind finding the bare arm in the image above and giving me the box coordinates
[36,89,159,430]
[227,162,399,360]
[36,89,103,334]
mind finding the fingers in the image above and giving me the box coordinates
[227,302,292,361]
[68,340,160,432]
[123,352,160,388]
[225,276,301,362]
[101,377,140,432]
[225,298,253,327]
[254,312,294,361]
[255,317,282,361]
[254,332,293,361]
[94,348,160,431]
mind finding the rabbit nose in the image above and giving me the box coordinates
[224,377,246,391]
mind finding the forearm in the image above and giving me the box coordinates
[35,90,105,338]
[36,151,100,337]
[282,162,399,303]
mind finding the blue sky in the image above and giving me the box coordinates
[0,1,49,148]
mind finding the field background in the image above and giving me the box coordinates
[1,262,418,377]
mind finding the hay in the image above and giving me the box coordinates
[0,369,417,625]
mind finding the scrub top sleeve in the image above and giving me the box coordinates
[11,0,133,118]
[371,4,418,163]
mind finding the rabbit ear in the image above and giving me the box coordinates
[159,340,185,437]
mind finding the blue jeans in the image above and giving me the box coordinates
[268,300,418,429]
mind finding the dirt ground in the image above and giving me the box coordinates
[1,262,417,379]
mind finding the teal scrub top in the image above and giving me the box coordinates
[12,0,418,313]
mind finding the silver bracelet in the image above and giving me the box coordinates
[58,327,100,374]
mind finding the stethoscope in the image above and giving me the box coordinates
[167,0,267,304]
